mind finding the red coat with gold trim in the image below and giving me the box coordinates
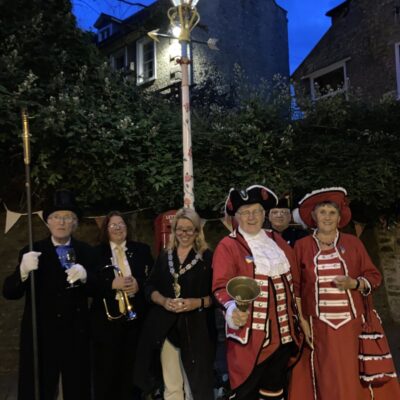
[212,229,302,389]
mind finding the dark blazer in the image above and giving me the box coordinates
[90,241,153,343]
[2,236,95,400]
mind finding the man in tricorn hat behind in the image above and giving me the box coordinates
[3,189,94,400]
[267,196,308,248]
[212,185,302,400]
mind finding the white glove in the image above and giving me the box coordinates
[20,251,42,281]
[66,264,87,284]
[225,301,240,330]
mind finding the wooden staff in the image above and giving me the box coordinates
[21,108,40,400]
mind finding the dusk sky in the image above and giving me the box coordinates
[72,0,344,73]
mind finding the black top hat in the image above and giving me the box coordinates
[43,189,82,221]
[225,185,278,216]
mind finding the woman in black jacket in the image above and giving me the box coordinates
[135,208,215,400]
[90,211,153,400]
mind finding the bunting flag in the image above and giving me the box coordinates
[37,211,44,223]
[94,216,106,229]
[5,207,22,234]
[3,203,44,234]
[220,215,234,232]
[4,203,364,236]
[354,221,366,238]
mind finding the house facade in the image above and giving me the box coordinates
[94,0,289,94]
[292,0,400,101]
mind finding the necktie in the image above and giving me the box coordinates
[56,245,71,269]
[115,245,128,313]
[115,245,128,276]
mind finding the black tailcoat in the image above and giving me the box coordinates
[2,236,95,400]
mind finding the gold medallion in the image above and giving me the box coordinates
[173,274,181,298]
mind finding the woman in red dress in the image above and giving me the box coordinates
[289,187,400,400]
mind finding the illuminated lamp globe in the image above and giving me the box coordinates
[170,0,200,7]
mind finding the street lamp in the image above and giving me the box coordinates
[167,0,200,209]
[148,0,217,209]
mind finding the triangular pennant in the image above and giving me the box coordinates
[354,221,366,238]
[5,209,22,234]
[35,211,46,225]
[220,216,233,232]
[94,216,106,229]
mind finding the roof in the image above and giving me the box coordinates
[326,0,350,18]
[94,13,123,29]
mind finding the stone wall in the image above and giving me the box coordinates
[193,0,289,85]
[293,0,400,100]
[376,225,400,323]
[98,0,290,93]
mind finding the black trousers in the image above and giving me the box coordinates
[231,343,294,400]
[92,321,141,400]
[18,333,91,400]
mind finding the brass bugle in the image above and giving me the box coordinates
[226,276,260,312]
[102,265,136,321]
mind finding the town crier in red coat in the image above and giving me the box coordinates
[212,185,302,400]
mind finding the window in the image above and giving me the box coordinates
[395,43,400,99]
[136,37,156,84]
[98,25,112,42]
[110,48,127,71]
[306,58,350,100]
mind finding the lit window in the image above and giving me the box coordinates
[136,37,156,84]
[307,58,350,100]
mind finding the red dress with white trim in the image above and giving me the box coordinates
[288,232,400,400]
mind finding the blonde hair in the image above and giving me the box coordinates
[167,208,208,255]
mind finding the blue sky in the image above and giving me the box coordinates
[72,0,344,72]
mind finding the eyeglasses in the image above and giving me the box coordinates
[236,209,264,218]
[270,210,290,216]
[49,215,76,223]
[175,228,196,235]
[108,223,126,230]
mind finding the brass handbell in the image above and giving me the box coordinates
[226,276,260,312]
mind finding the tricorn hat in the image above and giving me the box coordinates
[43,189,82,221]
[275,196,290,209]
[298,187,351,229]
[225,185,278,216]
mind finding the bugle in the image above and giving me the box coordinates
[101,265,137,321]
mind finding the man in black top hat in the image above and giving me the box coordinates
[267,197,308,248]
[3,189,94,400]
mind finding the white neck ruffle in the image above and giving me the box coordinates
[239,228,290,276]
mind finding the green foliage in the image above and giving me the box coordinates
[191,70,293,213]
[290,91,400,214]
[1,1,399,219]
[0,0,182,211]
